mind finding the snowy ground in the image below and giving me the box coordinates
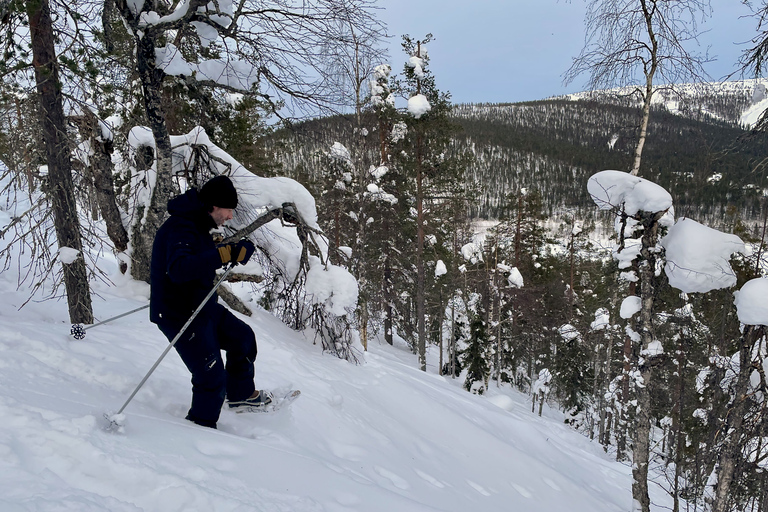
[0,261,678,512]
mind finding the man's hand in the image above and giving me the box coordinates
[217,239,256,265]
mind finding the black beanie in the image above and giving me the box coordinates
[199,175,238,209]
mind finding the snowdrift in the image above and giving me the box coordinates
[0,268,677,511]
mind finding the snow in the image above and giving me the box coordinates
[365,183,398,204]
[461,241,484,264]
[0,225,682,512]
[0,269,677,512]
[572,223,582,236]
[587,170,674,220]
[507,266,524,288]
[532,369,552,396]
[391,121,408,143]
[58,247,81,264]
[154,44,260,92]
[734,278,768,326]
[661,218,745,293]
[435,260,447,277]
[613,239,641,269]
[330,142,351,162]
[620,296,642,319]
[558,324,580,342]
[641,340,664,357]
[305,256,359,316]
[370,165,388,180]
[407,55,426,79]
[407,94,432,118]
[590,308,610,331]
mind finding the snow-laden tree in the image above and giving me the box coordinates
[120,126,361,360]
[588,169,744,512]
[703,278,768,512]
[107,0,385,281]
[0,0,96,323]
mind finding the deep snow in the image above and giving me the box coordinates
[0,260,683,512]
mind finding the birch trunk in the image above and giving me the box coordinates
[711,325,765,512]
[631,210,665,512]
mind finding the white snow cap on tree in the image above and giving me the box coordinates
[558,324,580,342]
[613,238,641,269]
[435,260,447,277]
[587,170,674,223]
[661,218,745,293]
[507,267,524,288]
[369,64,393,107]
[734,278,768,326]
[620,296,642,319]
[58,247,81,264]
[155,44,259,91]
[408,55,426,78]
[533,368,552,395]
[572,223,582,236]
[330,142,351,162]
[590,308,610,331]
[305,257,359,317]
[461,242,483,264]
[408,94,431,118]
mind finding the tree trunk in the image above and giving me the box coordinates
[415,131,426,371]
[630,0,659,177]
[76,110,129,271]
[26,0,93,324]
[629,83,653,176]
[631,210,664,512]
[113,0,176,282]
[384,253,394,346]
[711,325,765,512]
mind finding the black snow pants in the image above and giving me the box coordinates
[157,303,256,427]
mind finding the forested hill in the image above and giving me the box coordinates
[268,81,768,230]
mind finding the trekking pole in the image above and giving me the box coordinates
[105,265,236,431]
[70,305,150,340]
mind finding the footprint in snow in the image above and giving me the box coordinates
[375,466,410,490]
[329,441,368,461]
[511,482,532,498]
[194,440,241,457]
[543,477,561,491]
[467,480,491,496]
[414,469,445,488]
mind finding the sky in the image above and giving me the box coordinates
[377,0,760,104]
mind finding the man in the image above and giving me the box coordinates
[150,175,271,429]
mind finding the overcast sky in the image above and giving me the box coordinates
[376,0,760,104]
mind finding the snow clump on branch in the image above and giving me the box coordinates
[587,170,674,223]
[407,94,431,118]
[734,278,768,326]
[661,218,745,293]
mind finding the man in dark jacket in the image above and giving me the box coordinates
[150,175,271,429]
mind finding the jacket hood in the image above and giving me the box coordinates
[167,189,215,230]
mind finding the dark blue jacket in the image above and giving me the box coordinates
[149,189,225,326]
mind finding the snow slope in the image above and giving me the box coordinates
[0,264,676,511]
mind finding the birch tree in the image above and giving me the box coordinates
[564,0,712,176]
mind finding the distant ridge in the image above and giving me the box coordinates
[269,79,768,230]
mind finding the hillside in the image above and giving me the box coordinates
[0,241,680,511]
[268,79,768,230]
